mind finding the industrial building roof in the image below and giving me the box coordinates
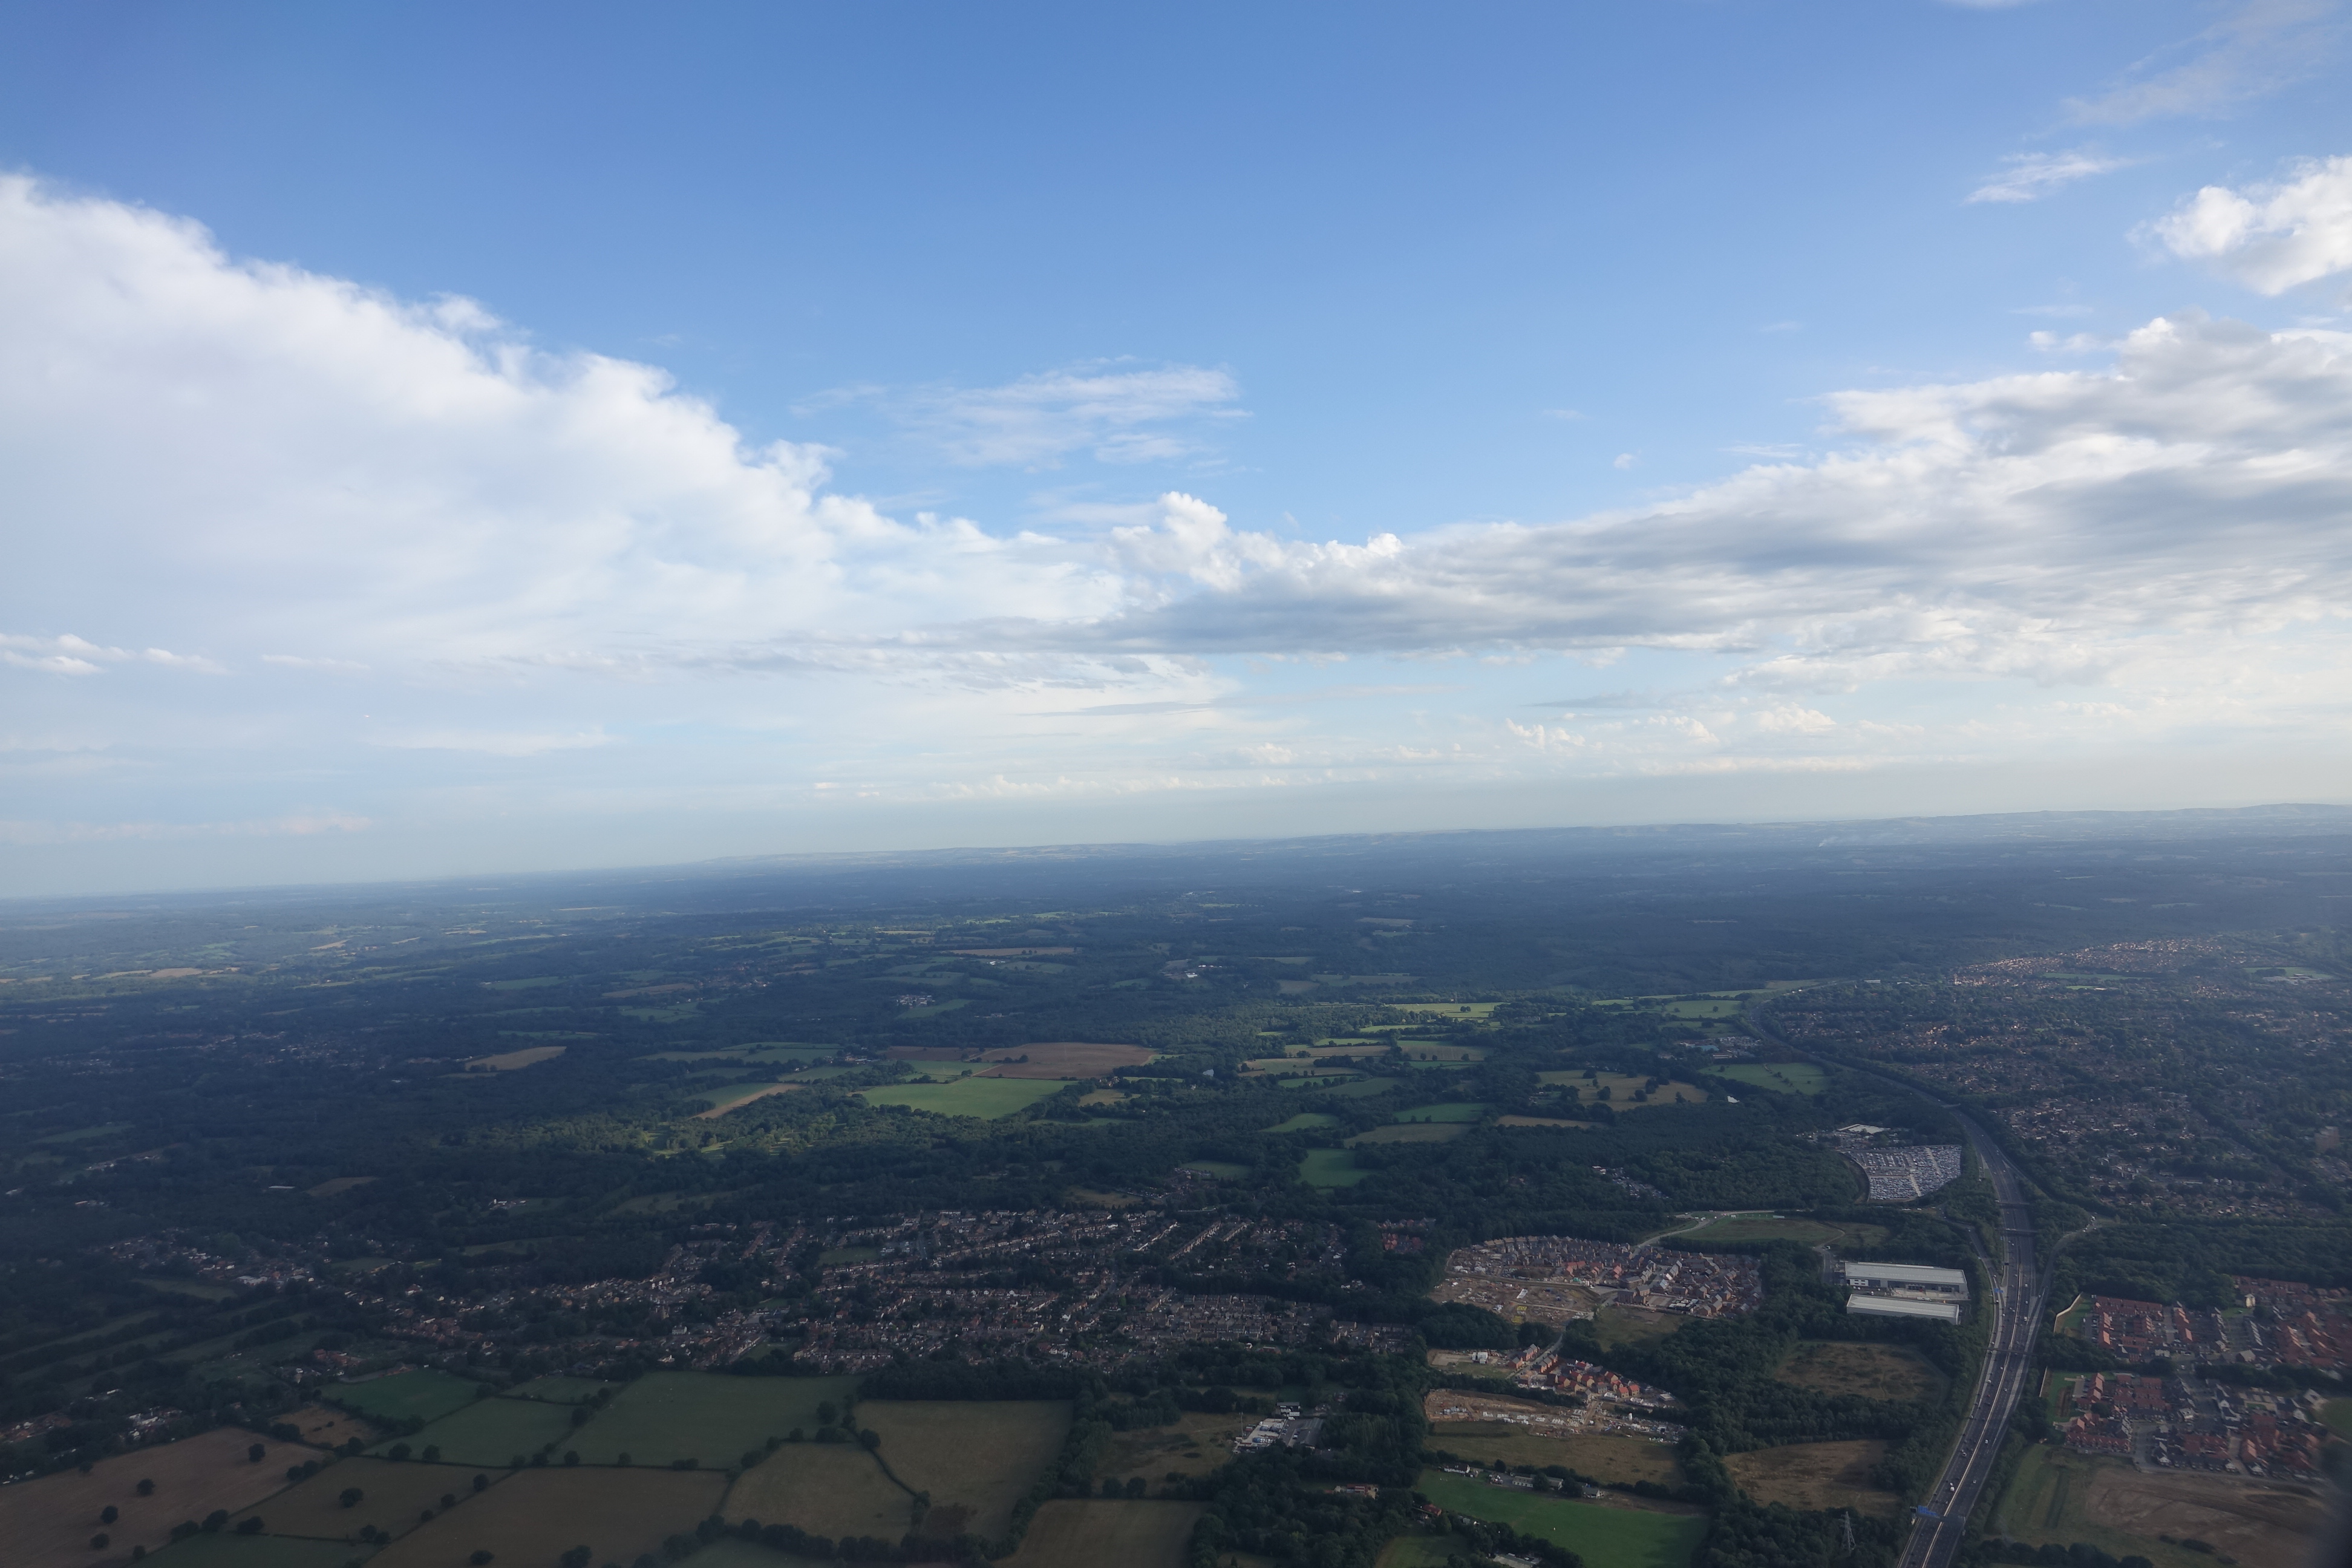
[1845,1295,1962,1323]
[1844,1261,1968,1292]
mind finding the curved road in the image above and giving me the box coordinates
[1746,998,2048,1568]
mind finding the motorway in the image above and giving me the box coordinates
[1746,999,2051,1568]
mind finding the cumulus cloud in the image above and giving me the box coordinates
[1967,148,2132,204]
[2152,154,2352,293]
[7,172,2352,863]
[2067,0,2341,125]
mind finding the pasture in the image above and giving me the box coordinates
[278,1404,376,1446]
[1535,1071,1707,1107]
[461,1045,566,1072]
[1264,1112,1341,1133]
[1702,1063,1827,1097]
[1414,1471,1707,1568]
[1994,1445,2321,1568]
[144,1537,356,1568]
[1394,1102,1489,1122]
[232,1457,475,1543]
[860,1400,1072,1540]
[1003,1500,1204,1568]
[364,1466,725,1568]
[1498,1115,1597,1130]
[1774,1341,1944,1403]
[570,1371,857,1466]
[384,1394,577,1465]
[1426,1426,1681,1489]
[1299,1149,1371,1187]
[1347,1123,1466,1145]
[506,1374,610,1403]
[1176,1160,1250,1180]
[978,1042,1153,1078]
[0,1426,325,1568]
[1396,1002,1499,1019]
[1723,1440,1901,1518]
[332,1370,483,1427]
[721,1444,912,1542]
[1390,1044,1485,1062]
[856,1077,1066,1119]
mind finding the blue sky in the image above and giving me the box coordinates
[4,0,2352,893]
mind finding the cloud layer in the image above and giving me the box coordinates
[4,174,2351,872]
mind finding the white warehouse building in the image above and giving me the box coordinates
[1842,1261,1968,1296]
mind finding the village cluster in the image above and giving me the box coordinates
[2059,1370,2330,1477]
[1430,1236,1763,1322]
[2073,1278,2352,1371]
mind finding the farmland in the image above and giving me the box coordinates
[506,1375,610,1403]
[1535,1071,1707,1107]
[570,1371,857,1466]
[1414,1471,1707,1568]
[329,1370,482,1427]
[364,1466,726,1568]
[1774,1341,1944,1403]
[855,1077,1067,1119]
[1278,1076,1396,1098]
[692,1080,804,1117]
[1392,1102,1490,1123]
[976,1042,1153,1077]
[1993,1445,2324,1568]
[1264,1111,1340,1132]
[461,1045,566,1072]
[0,1427,325,1568]
[1346,1123,1468,1145]
[858,1400,1072,1540]
[385,1394,578,1465]
[1002,1499,1203,1568]
[720,1443,912,1541]
[1722,1440,1903,1518]
[1702,1062,1828,1097]
[232,1456,476,1544]
[144,1537,356,1568]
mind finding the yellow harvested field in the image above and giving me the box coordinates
[0,1426,325,1568]
[461,1045,565,1072]
[859,1400,1072,1541]
[978,1042,1153,1079]
[1003,1500,1203,1568]
[1724,1440,1901,1518]
[368,1466,725,1568]
[693,1082,803,1119]
[722,1443,913,1541]
[233,1457,477,1543]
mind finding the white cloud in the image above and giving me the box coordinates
[844,361,1244,468]
[2067,0,2341,125]
[1968,148,2132,204]
[8,173,2352,876]
[2152,154,2352,293]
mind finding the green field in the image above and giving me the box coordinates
[231,1456,475,1544]
[1394,1101,1489,1123]
[332,1368,483,1426]
[571,1371,858,1466]
[1001,1499,1202,1568]
[1347,1122,1467,1145]
[367,1466,727,1568]
[385,1394,578,1465]
[1396,1002,1499,1019]
[1279,1076,1397,1099]
[856,1078,1067,1119]
[1702,1062,1828,1097]
[1176,1160,1250,1179]
[147,1537,361,1568]
[1264,1112,1341,1133]
[859,1400,1073,1540]
[722,1443,912,1542]
[2322,1399,2352,1439]
[506,1374,612,1403]
[1299,1149,1371,1187]
[1416,1471,1707,1568]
